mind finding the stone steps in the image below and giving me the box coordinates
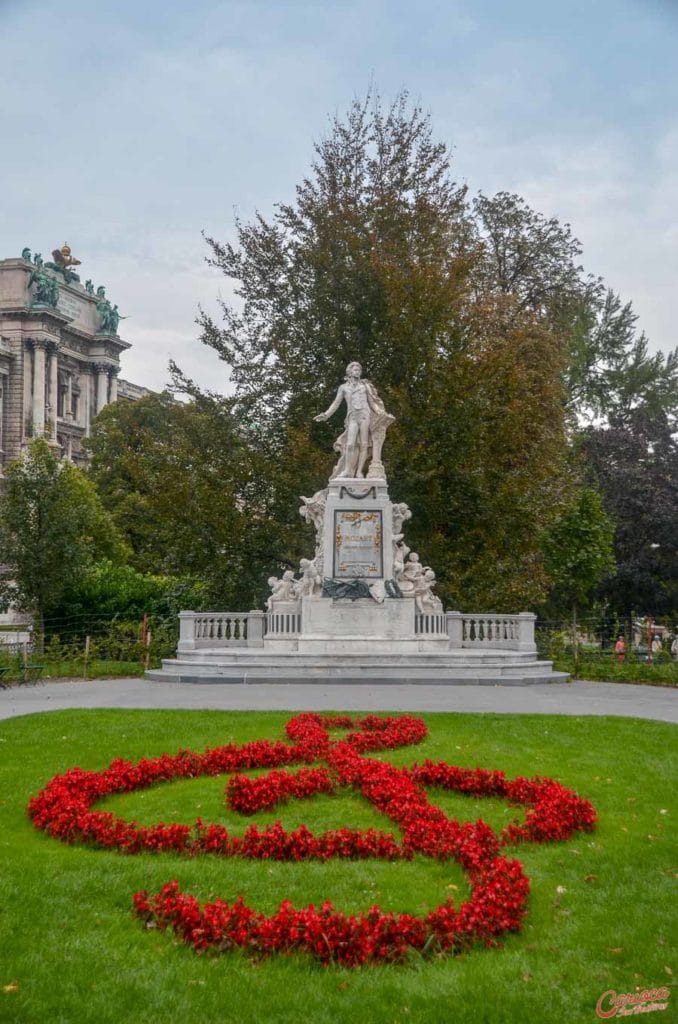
[169,649,539,667]
[147,653,568,686]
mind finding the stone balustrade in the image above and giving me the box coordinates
[178,608,536,653]
[178,611,266,651]
[266,602,302,639]
[415,612,447,636]
[445,611,536,651]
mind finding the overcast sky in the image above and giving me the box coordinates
[1,0,676,392]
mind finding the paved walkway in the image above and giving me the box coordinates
[0,677,676,723]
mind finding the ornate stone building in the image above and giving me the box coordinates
[0,244,151,473]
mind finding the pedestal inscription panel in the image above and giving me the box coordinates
[333,509,383,578]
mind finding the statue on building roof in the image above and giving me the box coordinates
[97,297,125,335]
[21,247,31,261]
[51,243,81,271]
[45,242,82,284]
[28,266,59,308]
[85,279,94,295]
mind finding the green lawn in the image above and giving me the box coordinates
[0,659,145,684]
[0,710,675,1024]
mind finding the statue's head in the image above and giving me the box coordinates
[345,361,362,380]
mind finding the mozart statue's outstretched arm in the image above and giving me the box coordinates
[314,385,344,422]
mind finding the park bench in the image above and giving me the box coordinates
[0,664,45,687]
[21,664,45,685]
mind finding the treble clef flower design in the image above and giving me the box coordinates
[27,714,596,966]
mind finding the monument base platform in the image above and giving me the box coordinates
[146,647,568,686]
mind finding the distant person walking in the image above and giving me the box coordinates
[614,635,626,662]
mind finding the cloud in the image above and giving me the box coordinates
[1,0,676,396]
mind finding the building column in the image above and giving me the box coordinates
[31,340,47,436]
[109,367,119,403]
[95,363,109,414]
[47,342,59,441]
[0,372,5,467]
[22,340,33,442]
[65,371,74,420]
[78,366,91,434]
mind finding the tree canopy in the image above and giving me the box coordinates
[0,438,124,636]
[87,91,676,620]
[167,93,576,610]
[583,407,678,617]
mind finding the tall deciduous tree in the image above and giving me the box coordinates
[0,438,124,638]
[583,408,678,617]
[565,289,678,425]
[87,392,284,608]
[173,92,572,610]
[472,191,678,428]
[541,487,616,651]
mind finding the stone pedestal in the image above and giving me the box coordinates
[322,476,394,584]
[263,470,448,655]
[297,595,423,653]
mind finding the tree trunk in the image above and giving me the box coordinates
[572,600,578,675]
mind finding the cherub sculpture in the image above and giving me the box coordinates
[295,558,322,597]
[266,570,297,610]
[414,568,442,614]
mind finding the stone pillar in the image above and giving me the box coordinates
[109,367,119,403]
[47,343,59,440]
[517,612,537,652]
[22,340,33,441]
[445,611,463,647]
[95,363,109,414]
[178,611,196,653]
[247,610,266,648]
[31,340,47,436]
[65,372,73,420]
[78,367,91,434]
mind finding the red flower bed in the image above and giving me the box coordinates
[227,767,335,815]
[28,713,596,966]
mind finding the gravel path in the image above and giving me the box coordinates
[0,676,675,723]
